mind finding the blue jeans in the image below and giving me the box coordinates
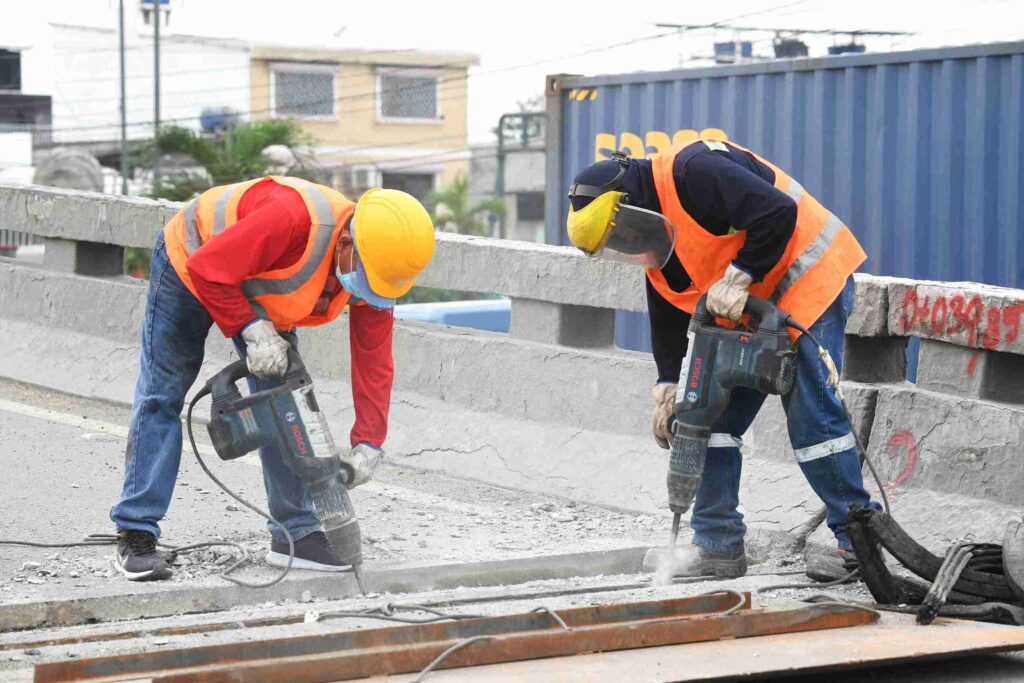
[690,276,879,553]
[110,233,322,542]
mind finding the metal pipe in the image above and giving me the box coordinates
[152,0,161,196]
[118,0,128,195]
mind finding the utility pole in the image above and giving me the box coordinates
[152,0,161,196]
[118,0,128,195]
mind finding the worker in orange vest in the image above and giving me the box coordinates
[110,176,435,581]
[566,141,880,583]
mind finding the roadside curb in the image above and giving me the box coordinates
[0,546,649,632]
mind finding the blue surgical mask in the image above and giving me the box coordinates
[338,265,396,310]
[337,219,396,310]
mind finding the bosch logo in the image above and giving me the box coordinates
[686,391,698,403]
[285,411,297,423]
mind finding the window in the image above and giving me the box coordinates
[516,192,545,222]
[272,64,336,118]
[381,172,436,202]
[378,69,440,122]
[0,50,21,92]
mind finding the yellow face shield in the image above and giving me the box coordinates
[567,191,676,269]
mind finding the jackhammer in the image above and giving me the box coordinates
[664,294,798,552]
[188,349,367,593]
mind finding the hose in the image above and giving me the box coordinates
[185,391,295,588]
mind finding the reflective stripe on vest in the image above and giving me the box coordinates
[784,178,805,205]
[184,199,200,254]
[240,178,336,314]
[213,182,246,235]
[770,211,843,304]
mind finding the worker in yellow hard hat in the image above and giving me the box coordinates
[110,176,435,581]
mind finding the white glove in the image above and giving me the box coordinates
[651,383,677,450]
[340,443,383,489]
[706,263,753,322]
[240,319,290,380]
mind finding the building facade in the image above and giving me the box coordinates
[250,45,477,202]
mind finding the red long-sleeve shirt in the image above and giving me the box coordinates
[185,179,394,448]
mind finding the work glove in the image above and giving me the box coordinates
[340,443,384,489]
[240,319,291,380]
[651,383,677,450]
[706,263,753,322]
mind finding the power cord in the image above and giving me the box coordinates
[1,395,296,589]
[185,392,295,588]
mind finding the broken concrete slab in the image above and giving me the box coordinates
[867,384,1024,508]
[887,278,1024,355]
[846,273,894,337]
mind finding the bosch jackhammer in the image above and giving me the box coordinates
[191,350,367,593]
[663,295,797,556]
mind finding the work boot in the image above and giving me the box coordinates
[643,544,747,579]
[806,547,858,583]
[267,531,344,572]
[115,530,172,581]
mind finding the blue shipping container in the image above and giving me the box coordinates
[544,41,1024,351]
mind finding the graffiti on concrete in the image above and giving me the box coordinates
[898,289,1024,375]
[884,430,919,492]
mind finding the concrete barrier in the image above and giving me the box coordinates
[1,182,1022,553]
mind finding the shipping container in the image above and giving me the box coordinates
[544,40,1024,352]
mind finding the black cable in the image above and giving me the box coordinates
[185,394,294,588]
[755,569,859,594]
[802,593,883,618]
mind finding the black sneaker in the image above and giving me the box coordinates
[806,547,859,583]
[115,530,172,581]
[267,531,344,572]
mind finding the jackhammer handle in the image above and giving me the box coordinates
[741,296,790,333]
[206,359,252,397]
[693,294,790,333]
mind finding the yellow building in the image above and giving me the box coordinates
[250,45,478,202]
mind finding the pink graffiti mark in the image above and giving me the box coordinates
[967,351,980,376]
[885,430,918,489]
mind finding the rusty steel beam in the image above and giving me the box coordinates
[35,599,877,683]
[153,606,874,683]
[34,593,749,683]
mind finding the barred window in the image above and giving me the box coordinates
[273,69,334,118]
[379,71,439,121]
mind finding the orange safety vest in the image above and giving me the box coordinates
[647,140,866,340]
[163,176,356,329]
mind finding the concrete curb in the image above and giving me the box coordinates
[0,547,648,632]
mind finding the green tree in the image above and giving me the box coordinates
[126,119,321,276]
[425,174,505,237]
[141,118,320,200]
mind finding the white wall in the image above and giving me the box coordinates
[48,23,252,144]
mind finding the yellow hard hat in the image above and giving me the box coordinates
[352,188,436,299]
